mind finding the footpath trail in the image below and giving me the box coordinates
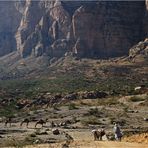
[23,141,148,148]
[24,132,148,148]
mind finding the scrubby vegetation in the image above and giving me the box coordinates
[130,96,146,102]
[97,97,119,106]
[68,103,78,110]
[0,134,39,147]
[86,107,101,117]
[81,116,102,126]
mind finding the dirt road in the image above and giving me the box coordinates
[23,141,148,148]
[23,131,148,148]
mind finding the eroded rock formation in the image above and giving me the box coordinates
[0,1,22,56]
[0,0,148,58]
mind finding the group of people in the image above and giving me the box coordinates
[93,122,123,141]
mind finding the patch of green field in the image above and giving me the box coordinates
[0,73,147,98]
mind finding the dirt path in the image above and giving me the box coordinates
[23,141,148,148]
[23,132,148,148]
[1,124,148,148]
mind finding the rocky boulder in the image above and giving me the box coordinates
[129,38,148,58]
[63,93,78,100]
[52,128,60,135]
[78,91,108,99]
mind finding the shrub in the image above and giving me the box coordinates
[81,116,102,126]
[110,117,116,124]
[0,134,38,147]
[97,98,118,106]
[29,133,37,137]
[53,105,60,111]
[87,107,101,117]
[130,96,145,102]
[24,134,37,144]
[68,103,78,110]
[0,138,23,147]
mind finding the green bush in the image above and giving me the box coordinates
[0,102,17,117]
[68,103,78,110]
[130,96,145,102]
[87,107,101,117]
[97,98,118,106]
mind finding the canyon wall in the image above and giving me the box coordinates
[0,0,147,58]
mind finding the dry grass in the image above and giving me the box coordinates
[14,140,148,148]
[123,133,148,144]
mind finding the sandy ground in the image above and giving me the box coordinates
[22,141,148,148]
[5,130,147,148]
[0,94,148,148]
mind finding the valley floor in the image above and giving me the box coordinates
[24,141,148,148]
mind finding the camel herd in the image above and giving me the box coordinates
[4,117,70,129]
[4,117,110,142]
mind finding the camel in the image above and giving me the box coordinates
[92,129,106,141]
[35,118,48,128]
[20,118,30,127]
[62,131,74,148]
[5,117,12,127]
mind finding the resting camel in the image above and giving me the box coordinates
[20,118,30,127]
[92,129,106,141]
[5,117,12,127]
[35,119,48,128]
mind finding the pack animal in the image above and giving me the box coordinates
[92,129,106,141]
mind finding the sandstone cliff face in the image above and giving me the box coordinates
[15,0,72,58]
[144,0,148,37]
[72,1,146,58]
[0,1,22,56]
[0,1,148,58]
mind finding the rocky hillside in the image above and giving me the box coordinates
[0,0,148,59]
[129,38,148,58]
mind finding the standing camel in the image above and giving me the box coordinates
[20,118,30,128]
[35,119,48,128]
[5,117,12,127]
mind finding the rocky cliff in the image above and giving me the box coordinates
[0,0,148,59]
[129,38,148,59]
[0,1,22,56]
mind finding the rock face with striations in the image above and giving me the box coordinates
[144,0,148,37]
[0,1,22,56]
[15,0,72,58]
[72,1,147,58]
[0,0,148,58]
